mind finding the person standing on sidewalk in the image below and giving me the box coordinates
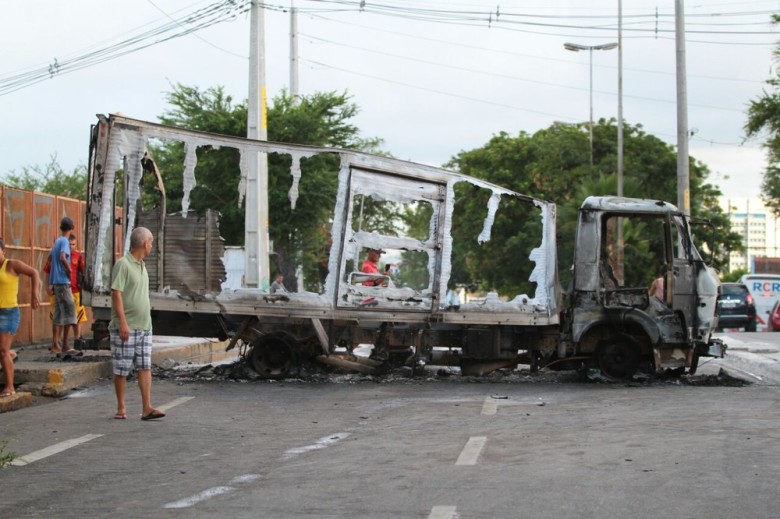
[43,234,86,353]
[49,217,79,355]
[109,226,165,421]
[0,238,41,397]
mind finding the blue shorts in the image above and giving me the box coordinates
[109,329,153,376]
[0,307,20,334]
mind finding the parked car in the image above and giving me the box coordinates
[767,299,780,331]
[717,282,757,332]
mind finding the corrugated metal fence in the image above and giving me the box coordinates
[1,185,89,345]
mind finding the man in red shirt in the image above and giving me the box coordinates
[361,248,386,287]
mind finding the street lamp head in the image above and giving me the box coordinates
[564,42,619,52]
[564,42,588,52]
[594,42,619,51]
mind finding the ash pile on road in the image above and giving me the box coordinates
[679,368,751,387]
[152,358,752,387]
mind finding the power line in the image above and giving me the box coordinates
[302,55,761,150]
[2,0,773,98]
[145,0,248,59]
[0,0,251,97]
[301,0,779,36]
[305,13,768,84]
[300,32,747,113]
[300,57,578,121]
[302,7,776,46]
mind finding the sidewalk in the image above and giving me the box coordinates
[0,336,238,412]
[712,332,780,385]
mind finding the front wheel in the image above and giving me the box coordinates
[596,334,640,380]
[688,351,700,375]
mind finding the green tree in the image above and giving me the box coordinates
[745,14,780,215]
[152,84,381,289]
[445,119,742,293]
[2,154,87,199]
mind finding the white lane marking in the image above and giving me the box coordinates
[281,432,351,461]
[428,505,458,519]
[11,434,103,467]
[481,396,497,416]
[164,486,234,509]
[163,474,262,509]
[456,436,487,466]
[157,396,195,412]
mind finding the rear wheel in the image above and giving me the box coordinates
[248,332,300,379]
[596,334,640,380]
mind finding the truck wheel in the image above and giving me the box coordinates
[688,352,700,375]
[596,335,640,380]
[248,332,299,379]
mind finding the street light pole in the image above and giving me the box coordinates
[564,42,618,165]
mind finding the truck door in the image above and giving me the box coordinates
[336,168,445,311]
[670,216,699,336]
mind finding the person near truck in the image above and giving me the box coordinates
[270,273,287,294]
[43,233,87,353]
[361,248,387,287]
[649,265,666,300]
[109,226,165,421]
[49,217,78,355]
[0,237,41,398]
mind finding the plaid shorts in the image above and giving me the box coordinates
[109,329,153,376]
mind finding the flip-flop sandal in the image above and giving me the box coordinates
[114,412,127,420]
[62,349,84,357]
[141,409,166,421]
[0,390,16,398]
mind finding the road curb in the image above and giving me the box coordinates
[0,391,33,413]
[1,337,238,406]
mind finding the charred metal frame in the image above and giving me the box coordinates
[82,114,723,378]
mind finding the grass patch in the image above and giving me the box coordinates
[0,439,17,468]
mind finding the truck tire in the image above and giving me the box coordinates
[247,332,300,379]
[596,334,640,380]
[688,352,700,376]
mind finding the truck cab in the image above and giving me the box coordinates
[562,196,723,377]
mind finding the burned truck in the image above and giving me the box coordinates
[82,114,724,380]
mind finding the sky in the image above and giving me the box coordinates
[0,0,777,201]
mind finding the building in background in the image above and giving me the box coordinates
[720,197,780,274]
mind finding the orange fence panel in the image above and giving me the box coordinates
[1,185,88,345]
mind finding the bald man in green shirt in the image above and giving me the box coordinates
[109,227,164,421]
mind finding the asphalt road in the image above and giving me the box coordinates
[1,368,778,518]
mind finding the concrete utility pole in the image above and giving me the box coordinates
[617,0,624,283]
[246,0,271,288]
[563,42,618,165]
[675,0,691,215]
[617,0,624,201]
[290,1,299,103]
